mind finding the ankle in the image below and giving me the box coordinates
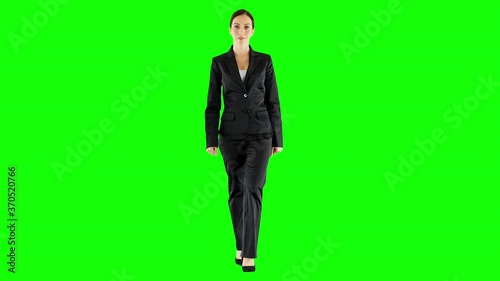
[242,257,255,265]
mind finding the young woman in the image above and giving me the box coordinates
[204,9,284,272]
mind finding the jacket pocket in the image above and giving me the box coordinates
[221,112,235,121]
[255,110,269,120]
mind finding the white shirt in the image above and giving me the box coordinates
[239,69,247,82]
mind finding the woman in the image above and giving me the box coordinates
[204,9,284,272]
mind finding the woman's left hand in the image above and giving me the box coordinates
[271,147,283,156]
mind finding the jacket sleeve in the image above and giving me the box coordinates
[264,55,283,147]
[205,57,222,149]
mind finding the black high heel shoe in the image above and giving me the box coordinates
[242,265,255,272]
[241,258,255,272]
[235,258,242,265]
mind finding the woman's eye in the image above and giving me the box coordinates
[245,26,249,29]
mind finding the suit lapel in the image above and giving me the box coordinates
[224,45,261,91]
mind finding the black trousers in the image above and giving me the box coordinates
[218,132,273,258]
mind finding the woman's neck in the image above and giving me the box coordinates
[233,43,249,57]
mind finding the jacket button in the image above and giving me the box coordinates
[243,94,247,97]
[243,109,249,113]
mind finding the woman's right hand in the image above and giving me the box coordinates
[206,146,218,156]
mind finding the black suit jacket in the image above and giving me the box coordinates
[205,45,283,149]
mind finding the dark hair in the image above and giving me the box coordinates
[230,9,254,29]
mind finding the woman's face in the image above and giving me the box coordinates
[229,14,254,43]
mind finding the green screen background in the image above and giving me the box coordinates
[1,0,499,280]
